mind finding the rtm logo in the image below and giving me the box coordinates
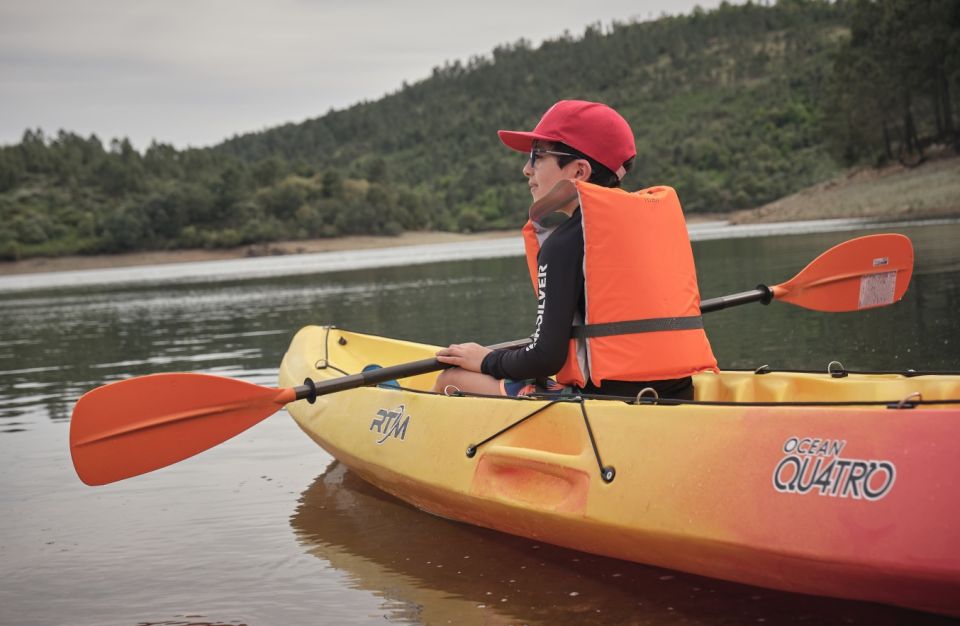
[370,405,410,444]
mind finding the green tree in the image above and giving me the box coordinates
[826,0,960,165]
[252,156,285,187]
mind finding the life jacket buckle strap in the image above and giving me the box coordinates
[571,315,704,339]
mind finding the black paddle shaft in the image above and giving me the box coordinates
[291,338,526,402]
[700,284,773,313]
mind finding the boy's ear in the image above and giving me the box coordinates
[576,159,592,181]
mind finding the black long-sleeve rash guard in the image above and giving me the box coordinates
[480,209,585,381]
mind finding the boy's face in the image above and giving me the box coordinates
[523,142,588,203]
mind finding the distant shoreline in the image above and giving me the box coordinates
[2,153,957,277]
[0,230,520,277]
[0,213,727,278]
[2,216,958,295]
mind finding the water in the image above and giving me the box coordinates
[1,222,958,625]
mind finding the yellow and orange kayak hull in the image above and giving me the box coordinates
[279,326,960,616]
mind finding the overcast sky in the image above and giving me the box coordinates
[1,0,730,150]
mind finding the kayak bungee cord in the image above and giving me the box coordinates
[464,399,561,460]
[315,325,351,377]
[535,392,960,409]
[577,398,616,483]
[461,395,616,483]
[752,365,960,377]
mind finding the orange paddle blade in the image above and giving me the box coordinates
[70,373,295,486]
[772,234,914,312]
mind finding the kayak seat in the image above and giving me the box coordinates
[362,364,400,389]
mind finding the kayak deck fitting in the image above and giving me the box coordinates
[279,325,960,616]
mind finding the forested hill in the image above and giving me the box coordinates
[216,1,844,222]
[1,0,957,261]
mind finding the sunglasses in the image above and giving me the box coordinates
[529,148,577,167]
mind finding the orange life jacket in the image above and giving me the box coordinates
[521,180,718,387]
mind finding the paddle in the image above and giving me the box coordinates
[700,232,913,313]
[70,233,913,486]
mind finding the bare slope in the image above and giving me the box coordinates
[731,152,960,224]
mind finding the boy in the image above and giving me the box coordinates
[435,100,716,399]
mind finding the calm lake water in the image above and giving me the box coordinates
[1,222,959,626]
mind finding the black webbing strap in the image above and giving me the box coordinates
[571,315,704,339]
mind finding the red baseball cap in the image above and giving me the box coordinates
[498,100,636,180]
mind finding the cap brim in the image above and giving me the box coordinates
[497,130,560,153]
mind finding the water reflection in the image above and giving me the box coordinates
[291,463,954,625]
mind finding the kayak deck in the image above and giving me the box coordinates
[279,325,960,616]
[295,325,960,405]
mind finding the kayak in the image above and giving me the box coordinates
[280,326,960,615]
